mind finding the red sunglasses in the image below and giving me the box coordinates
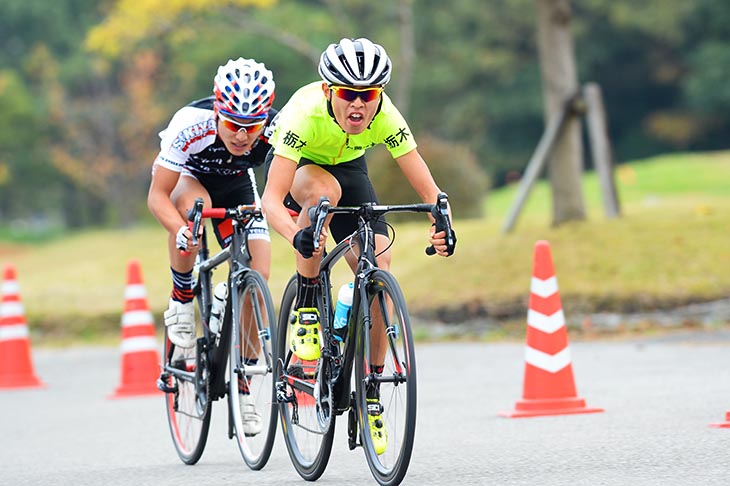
[219,114,266,134]
[330,85,383,103]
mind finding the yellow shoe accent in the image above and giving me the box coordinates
[367,398,388,455]
[289,308,321,361]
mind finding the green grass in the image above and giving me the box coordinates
[2,150,729,343]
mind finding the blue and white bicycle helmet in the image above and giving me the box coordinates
[213,58,275,119]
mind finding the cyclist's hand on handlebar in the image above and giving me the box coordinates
[426,191,456,257]
[293,227,315,258]
[175,224,201,253]
[429,226,457,257]
[293,226,327,258]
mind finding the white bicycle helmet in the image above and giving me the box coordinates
[213,58,275,119]
[318,38,392,87]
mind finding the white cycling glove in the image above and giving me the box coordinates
[175,225,190,251]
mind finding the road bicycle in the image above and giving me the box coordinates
[157,197,277,469]
[275,192,455,486]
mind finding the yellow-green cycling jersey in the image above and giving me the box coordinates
[269,82,418,165]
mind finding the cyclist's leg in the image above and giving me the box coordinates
[370,235,393,364]
[242,237,271,359]
[238,234,272,430]
[165,174,212,348]
[290,162,341,277]
[288,162,342,360]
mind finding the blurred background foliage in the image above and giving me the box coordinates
[1,0,729,234]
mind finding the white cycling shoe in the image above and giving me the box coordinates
[240,393,263,436]
[164,299,196,348]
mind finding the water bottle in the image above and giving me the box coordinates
[209,282,228,335]
[333,282,354,342]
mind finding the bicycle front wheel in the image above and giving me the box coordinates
[228,270,278,470]
[163,297,212,465]
[355,270,417,486]
[275,276,335,481]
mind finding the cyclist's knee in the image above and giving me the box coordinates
[249,240,271,281]
[292,168,341,207]
[375,236,392,269]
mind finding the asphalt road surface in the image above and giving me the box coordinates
[3,333,730,485]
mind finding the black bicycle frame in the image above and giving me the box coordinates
[161,212,256,403]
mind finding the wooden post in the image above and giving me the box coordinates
[584,83,620,218]
[502,105,570,233]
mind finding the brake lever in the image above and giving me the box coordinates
[308,196,330,251]
[425,192,454,256]
[181,197,204,256]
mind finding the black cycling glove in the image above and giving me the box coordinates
[293,227,316,258]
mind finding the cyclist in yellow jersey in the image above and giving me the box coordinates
[262,38,456,454]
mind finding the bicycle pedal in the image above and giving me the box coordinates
[156,373,178,394]
[276,380,294,403]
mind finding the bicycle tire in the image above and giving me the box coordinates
[163,295,213,465]
[355,269,417,486]
[228,270,278,470]
[275,276,335,481]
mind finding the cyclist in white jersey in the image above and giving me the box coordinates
[148,58,276,436]
[262,38,456,455]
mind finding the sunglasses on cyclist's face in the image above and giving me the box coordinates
[218,114,267,134]
[329,85,383,103]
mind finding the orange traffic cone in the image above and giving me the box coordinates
[109,259,161,398]
[499,240,603,418]
[0,264,45,389]
[709,412,730,428]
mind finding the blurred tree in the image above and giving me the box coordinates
[0,0,107,228]
[535,0,585,225]
[368,137,489,220]
[0,69,62,222]
[2,0,729,229]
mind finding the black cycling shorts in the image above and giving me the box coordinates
[264,149,388,243]
[186,170,268,247]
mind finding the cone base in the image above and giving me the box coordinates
[709,422,730,429]
[709,411,730,428]
[0,375,45,390]
[499,396,604,418]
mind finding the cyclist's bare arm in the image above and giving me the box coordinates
[148,165,188,235]
[148,165,205,255]
[261,154,302,245]
[395,149,455,256]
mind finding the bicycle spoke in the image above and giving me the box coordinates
[276,277,335,481]
[357,270,416,486]
[229,271,277,470]
[163,305,211,465]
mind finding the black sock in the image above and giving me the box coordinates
[295,273,319,309]
[367,364,385,399]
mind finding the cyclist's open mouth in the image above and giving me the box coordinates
[347,113,365,127]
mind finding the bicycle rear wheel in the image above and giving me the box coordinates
[275,276,335,481]
[228,270,278,470]
[355,270,417,486]
[163,296,212,465]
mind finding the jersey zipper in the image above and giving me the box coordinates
[334,134,349,163]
